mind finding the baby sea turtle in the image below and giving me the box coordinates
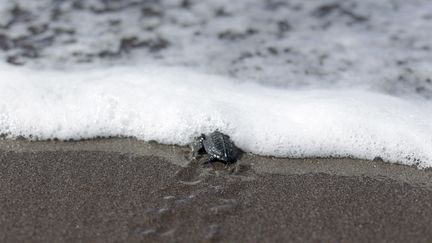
[191,131,241,163]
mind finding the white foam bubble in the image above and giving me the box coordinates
[1,64,431,167]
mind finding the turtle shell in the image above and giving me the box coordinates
[203,131,240,163]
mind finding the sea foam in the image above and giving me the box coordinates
[0,64,431,167]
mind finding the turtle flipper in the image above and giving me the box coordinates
[191,134,205,159]
[202,155,215,164]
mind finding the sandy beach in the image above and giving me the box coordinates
[1,139,432,242]
[0,0,432,242]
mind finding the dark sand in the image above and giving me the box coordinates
[1,139,432,242]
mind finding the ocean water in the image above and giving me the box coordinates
[0,0,432,167]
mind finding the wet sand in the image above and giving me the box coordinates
[1,139,432,242]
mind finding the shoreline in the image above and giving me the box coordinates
[1,138,431,188]
[1,138,432,242]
